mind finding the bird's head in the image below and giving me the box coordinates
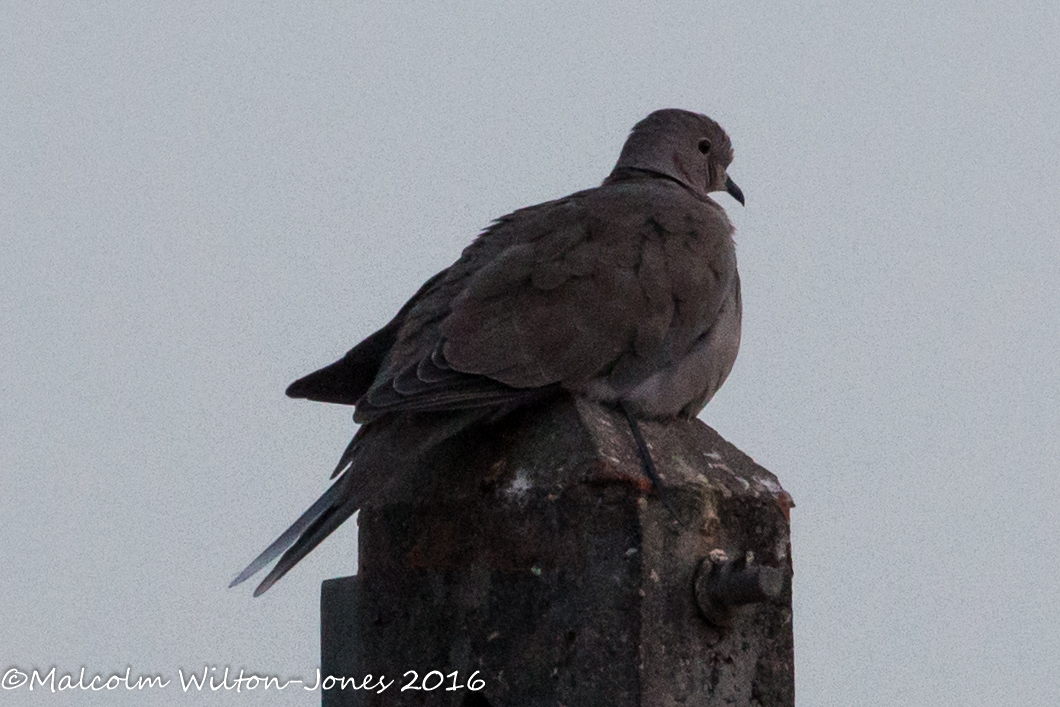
[612,108,744,206]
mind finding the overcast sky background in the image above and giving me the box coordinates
[2,2,1059,705]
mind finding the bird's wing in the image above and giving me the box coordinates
[354,177,736,422]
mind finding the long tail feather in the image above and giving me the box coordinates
[233,406,511,595]
[251,497,360,596]
[229,479,345,588]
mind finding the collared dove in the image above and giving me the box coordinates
[232,109,745,595]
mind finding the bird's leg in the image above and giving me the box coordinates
[619,402,677,519]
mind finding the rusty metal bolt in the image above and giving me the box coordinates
[694,551,784,628]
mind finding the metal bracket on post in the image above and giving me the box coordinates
[694,550,786,632]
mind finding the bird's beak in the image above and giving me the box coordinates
[725,176,745,206]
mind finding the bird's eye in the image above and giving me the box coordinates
[697,139,711,154]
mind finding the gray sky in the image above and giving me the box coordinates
[2,2,1058,705]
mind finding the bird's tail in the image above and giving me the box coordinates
[229,408,495,596]
[229,476,355,596]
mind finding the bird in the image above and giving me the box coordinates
[231,108,745,596]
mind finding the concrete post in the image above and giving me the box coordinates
[321,398,794,706]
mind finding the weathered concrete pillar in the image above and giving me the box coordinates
[321,398,794,706]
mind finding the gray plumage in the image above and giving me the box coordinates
[232,109,745,595]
